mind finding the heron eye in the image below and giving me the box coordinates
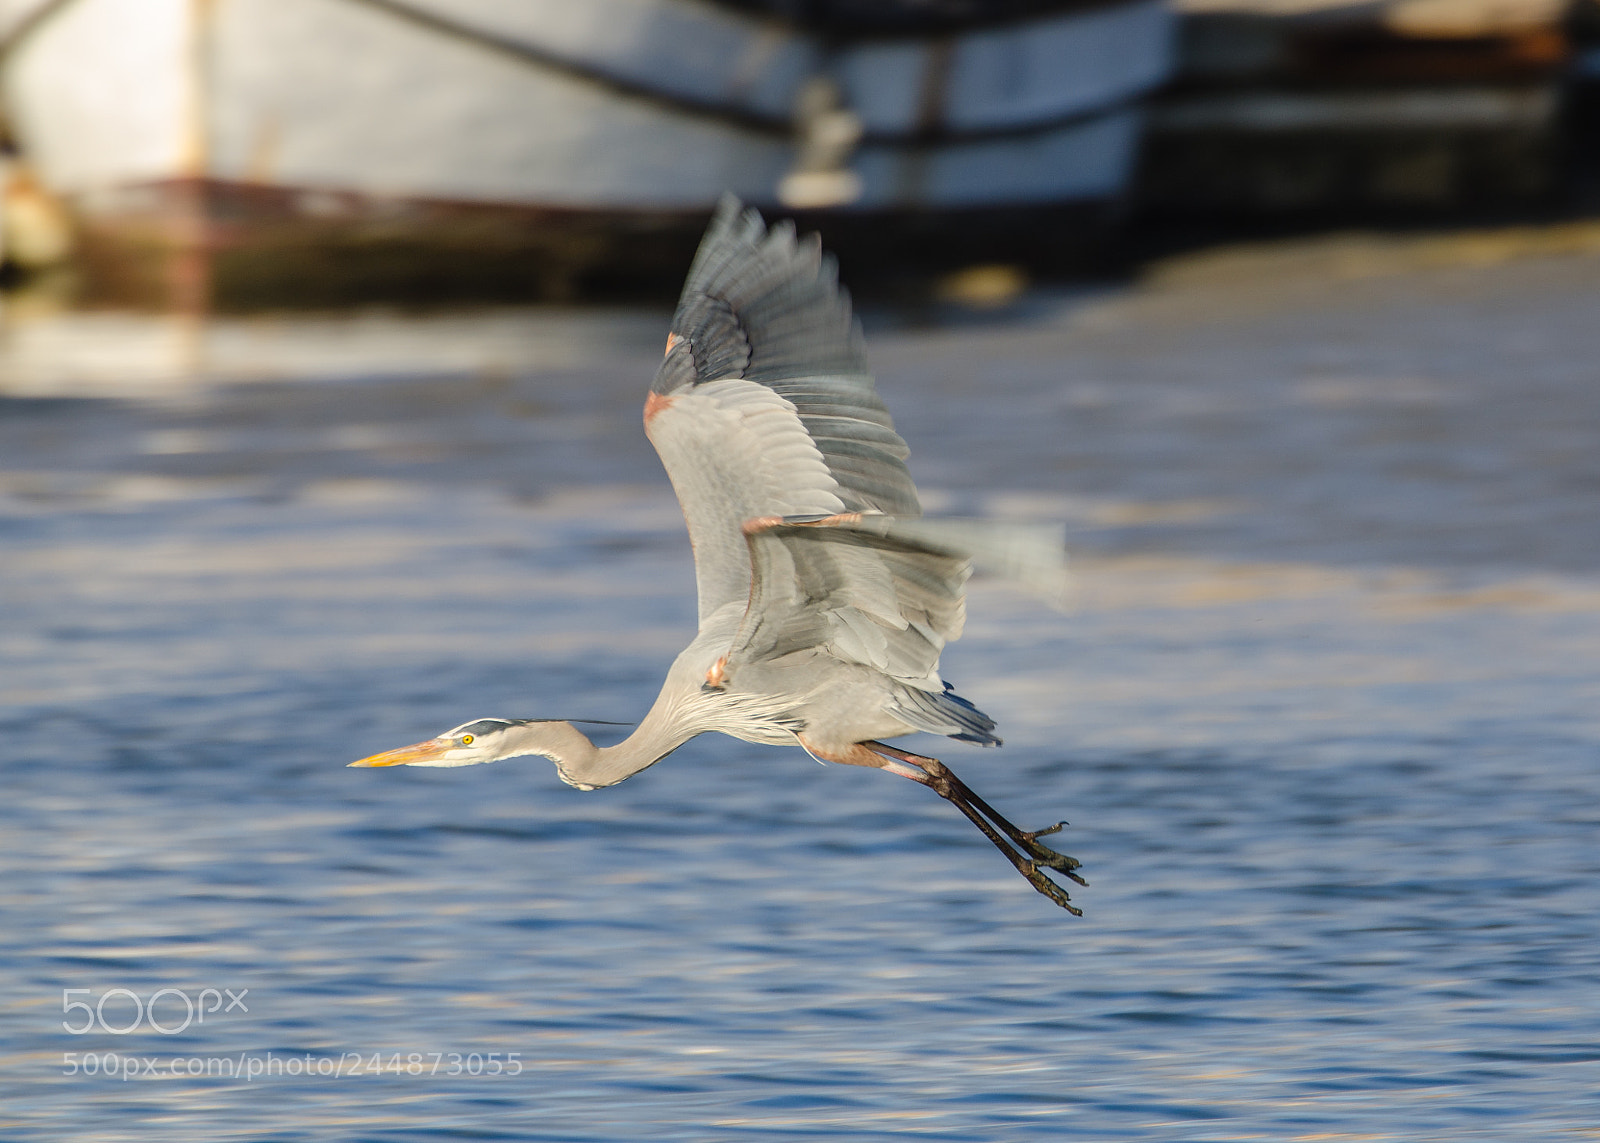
[461,734,474,745]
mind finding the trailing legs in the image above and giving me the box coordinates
[866,741,1086,915]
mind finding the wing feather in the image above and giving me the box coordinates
[727,515,1015,744]
[645,380,845,622]
[646,198,921,627]
[730,517,971,692]
[640,200,1063,750]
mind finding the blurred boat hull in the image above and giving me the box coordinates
[0,0,1174,306]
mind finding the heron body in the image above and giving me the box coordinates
[351,197,1085,913]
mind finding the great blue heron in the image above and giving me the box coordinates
[349,197,1085,913]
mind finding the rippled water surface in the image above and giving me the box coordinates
[3,233,1598,1139]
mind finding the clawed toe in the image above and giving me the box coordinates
[1022,862,1084,916]
[941,790,1088,909]
[862,741,1088,915]
[1030,847,1088,883]
[1016,828,1086,883]
[945,797,1085,913]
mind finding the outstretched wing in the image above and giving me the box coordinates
[732,514,967,691]
[644,196,921,626]
[726,514,1000,744]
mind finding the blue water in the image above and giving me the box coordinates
[3,235,1598,1138]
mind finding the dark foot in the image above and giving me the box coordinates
[868,743,1086,915]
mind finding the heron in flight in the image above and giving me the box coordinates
[349,198,1085,913]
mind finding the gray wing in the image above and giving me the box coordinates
[725,514,998,742]
[730,514,965,689]
[722,512,1066,710]
[644,196,921,626]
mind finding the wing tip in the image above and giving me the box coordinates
[713,190,743,220]
[693,196,836,308]
[710,192,766,248]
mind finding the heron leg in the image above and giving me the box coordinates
[864,741,1086,915]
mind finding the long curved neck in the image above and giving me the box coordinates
[502,711,695,791]
[502,646,722,788]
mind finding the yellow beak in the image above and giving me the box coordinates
[347,738,451,767]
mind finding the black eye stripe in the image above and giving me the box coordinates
[446,718,517,739]
[443,717,601,739]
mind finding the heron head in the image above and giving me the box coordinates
[347,718,527,768]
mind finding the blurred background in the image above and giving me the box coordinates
[0,0,1599,307]
[2,1,1598,1139]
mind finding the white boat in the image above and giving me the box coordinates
[0,0,1175,304]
